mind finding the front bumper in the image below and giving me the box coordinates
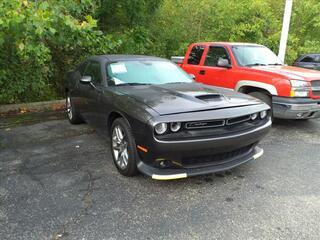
[135,119,271,180]
[138,146,264,180]
[273,96,320,119]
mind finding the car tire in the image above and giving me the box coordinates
[66,92,83,124]
[248,91,273,120]
[110,118,138,176]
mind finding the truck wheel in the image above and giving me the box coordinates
[248,92,273,119]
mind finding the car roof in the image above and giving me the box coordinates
[88,55,166,62]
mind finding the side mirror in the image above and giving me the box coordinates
[189,74,196,80]
[217,58,231,68]
[80,76,92,84]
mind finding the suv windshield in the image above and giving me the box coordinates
[232,45,283,67]
[107,60,193,85]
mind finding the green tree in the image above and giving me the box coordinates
[97,0,162,54]
[148,0,320,64]
[98,0,162,30]
[0,0,120,104]
[1,0,320,104]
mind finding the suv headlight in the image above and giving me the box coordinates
[290,80,310,97]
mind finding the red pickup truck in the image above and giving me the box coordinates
[172,42,320,119]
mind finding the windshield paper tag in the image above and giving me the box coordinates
[111,63,127,74]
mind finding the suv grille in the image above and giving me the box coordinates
[311,80,320,96]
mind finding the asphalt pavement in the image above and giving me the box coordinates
[0,113,319,240]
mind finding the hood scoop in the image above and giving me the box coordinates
[195,93,223,102]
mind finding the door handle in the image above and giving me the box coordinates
[199,70,206,75]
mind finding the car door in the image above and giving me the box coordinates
[197,45,234,88]
[72,61,88,113]
[78,61,104,127]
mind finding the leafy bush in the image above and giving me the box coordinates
[150,0,320,63]
[0,0,120,104]
[1,0,320,104]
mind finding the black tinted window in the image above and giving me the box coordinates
[78,61,88,75]
[204,46,230,67]
[83,61,102,84]
[188,45,205,65]
[300,55,320,63]
[301,56,315,63]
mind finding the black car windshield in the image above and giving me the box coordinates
[107,60,193,85]
[232,45,283,66]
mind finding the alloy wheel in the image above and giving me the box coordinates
[112,125,129,170]
[66,96,73,120]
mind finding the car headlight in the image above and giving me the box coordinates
[251,113,258,120]
[260,110,267,119]
[170,122,181,132]
[290,80,310,97]
[154,123,167,135]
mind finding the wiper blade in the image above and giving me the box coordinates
[245,63,267,66]
[165,81,187,84]
[267,63,283,66]
[116,83,150,86]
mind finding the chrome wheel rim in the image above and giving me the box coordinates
[66,96,73,120]
[112,125,129,170]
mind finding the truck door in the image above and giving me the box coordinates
[181,45,206,80]
[197,46,234,89]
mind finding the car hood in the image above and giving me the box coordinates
[115,83,262,115]
[252,65,320,81]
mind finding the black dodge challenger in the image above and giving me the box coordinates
[65,55,271,180]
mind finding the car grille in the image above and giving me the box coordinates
[226,115,251,125]
[185,119,225,129]
[311,80,320,96]
[181,144,254,168]
[185,114,252,130]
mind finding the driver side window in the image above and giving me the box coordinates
[83,61,103,85]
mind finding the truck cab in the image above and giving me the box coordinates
[173,42,320,120]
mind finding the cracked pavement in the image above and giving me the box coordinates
[0,113,319,240]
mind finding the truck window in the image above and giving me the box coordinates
[187,45,205,65]
[204,46,230,67]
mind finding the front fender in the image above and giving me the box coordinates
[235,80,278,96]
